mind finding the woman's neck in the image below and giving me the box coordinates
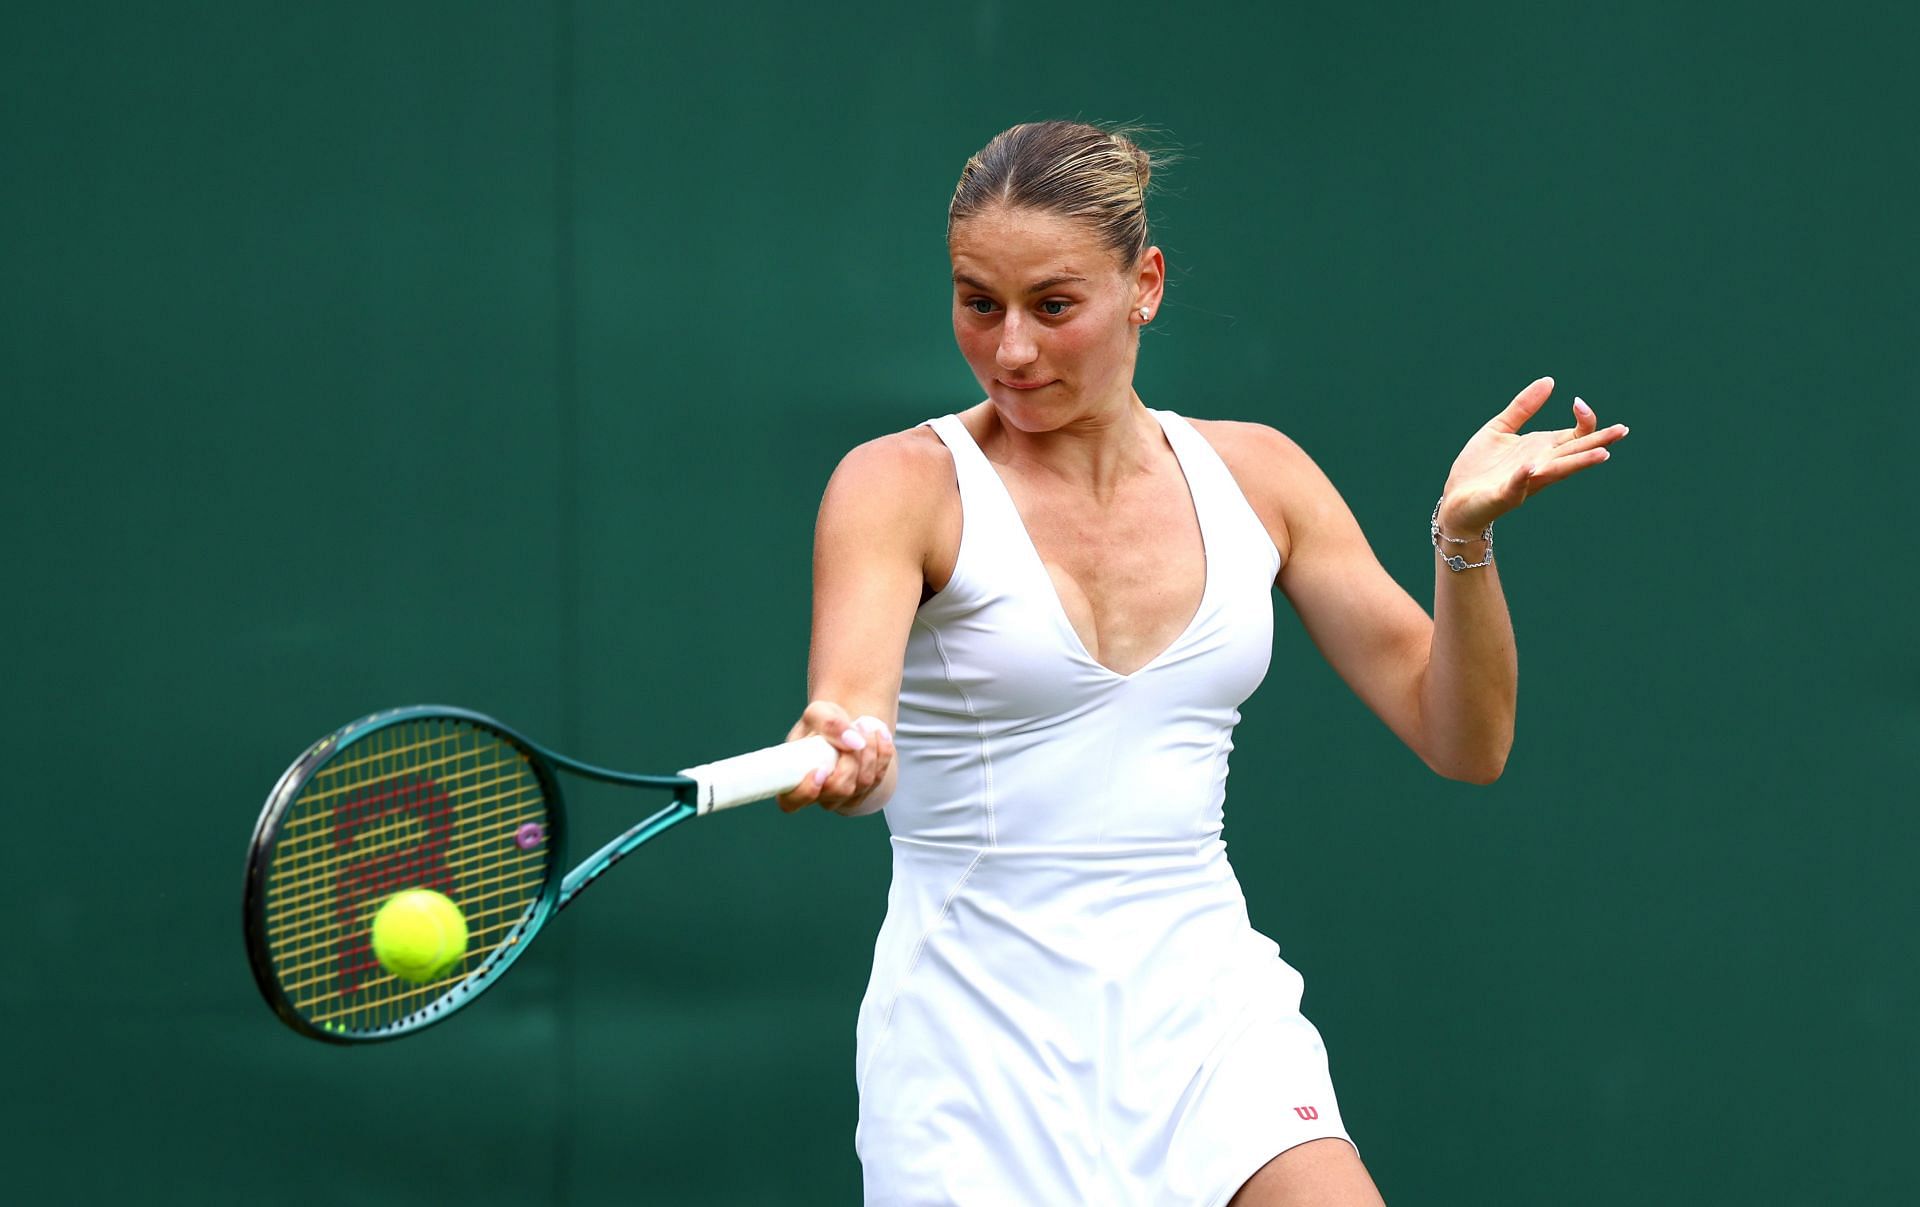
[975,391,1160,501]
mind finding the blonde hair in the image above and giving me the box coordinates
[947,120,1167,265]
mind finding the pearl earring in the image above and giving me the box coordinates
[1139,307,1151,320]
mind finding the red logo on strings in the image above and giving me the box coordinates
[331,777,454,995]
[1293,1105,1320,1120]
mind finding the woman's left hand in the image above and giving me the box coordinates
[1436,376,1629,533]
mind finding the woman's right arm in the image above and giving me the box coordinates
[776,429,954,816]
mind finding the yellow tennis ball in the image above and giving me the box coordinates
[370,888,469,984]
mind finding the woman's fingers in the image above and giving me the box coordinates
[1527,442,1617,489]
[1447,388,1626,522]
[1545,408,1629,459]
[864,716,896,761]
[1554,398,1625,449]
[1550,431,1627,462]
[779,701,853,811]
[1489,376,1555,434]
[821,717,893,804]
[776,763,824,812]
[823,711,872,797]
[1566,396,1597,439]
[782,744,859,812]
[779,704,895,814]
[852,715,893,792]
[800,699,853,736]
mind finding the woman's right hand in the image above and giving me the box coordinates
[776,700,895,815]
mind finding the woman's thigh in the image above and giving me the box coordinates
[1227,1138,1386,1207]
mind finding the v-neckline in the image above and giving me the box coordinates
[962,410,1213,681]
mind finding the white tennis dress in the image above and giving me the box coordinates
[854,410,1352,1205]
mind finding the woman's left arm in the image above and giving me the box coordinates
[1209,377,1627,783]
[1422,376,1628,779]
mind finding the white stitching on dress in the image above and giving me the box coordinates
[916,615,997,847]
[877,846,986,1035]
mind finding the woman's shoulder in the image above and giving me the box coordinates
[827,423,955,500]
[819,421,962,586]
[819,422,961,540]
[1182,415,1307,465]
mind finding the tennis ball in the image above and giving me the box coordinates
[370,888,469,984]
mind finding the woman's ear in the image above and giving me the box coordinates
[1134,245,1166,322]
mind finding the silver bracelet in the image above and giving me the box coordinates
[1430,498,1494,571]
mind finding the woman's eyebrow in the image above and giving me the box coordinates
[952,272,1089,293]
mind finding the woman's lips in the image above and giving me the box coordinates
[997,378,1052,390]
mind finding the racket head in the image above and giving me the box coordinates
[243,705,566,1044]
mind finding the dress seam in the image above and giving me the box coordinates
[914,613,998,848]
[876,848,987,1035]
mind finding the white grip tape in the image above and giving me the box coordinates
[680,734,837,815]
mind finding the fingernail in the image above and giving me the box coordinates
[856,716,892,741]
[1618,424,1629,435]
[812,767,829,786]
[840,727,867,751]
[1575,396,1589,410]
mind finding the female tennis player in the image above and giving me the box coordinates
[777,120,1626,1205]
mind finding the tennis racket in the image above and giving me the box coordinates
[242,704,833,1045]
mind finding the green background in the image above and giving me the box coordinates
[4,2,1912,1203]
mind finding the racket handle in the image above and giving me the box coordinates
[680,735,838,815]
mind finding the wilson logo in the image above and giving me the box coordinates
[331,776,454,996]
[1293,1105,1320,1120]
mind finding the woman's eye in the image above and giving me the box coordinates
[965,298,996,314]
[1040,300,1070,317]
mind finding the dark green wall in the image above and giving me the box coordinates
[4,3,1912,1203]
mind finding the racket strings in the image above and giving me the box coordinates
[265,840,545,965]
[264,779,543,915]
[273,911,533,996]
[276,736,520,812]
[260,717,552,1035]
[265,827,542,935]
[266,856,545,977]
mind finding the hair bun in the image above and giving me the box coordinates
[1120,137,1151,194]
[949,120,1176,264]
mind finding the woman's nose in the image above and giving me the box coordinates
[995,314,1037,370]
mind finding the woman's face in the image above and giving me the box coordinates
[949,206,1163,432]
